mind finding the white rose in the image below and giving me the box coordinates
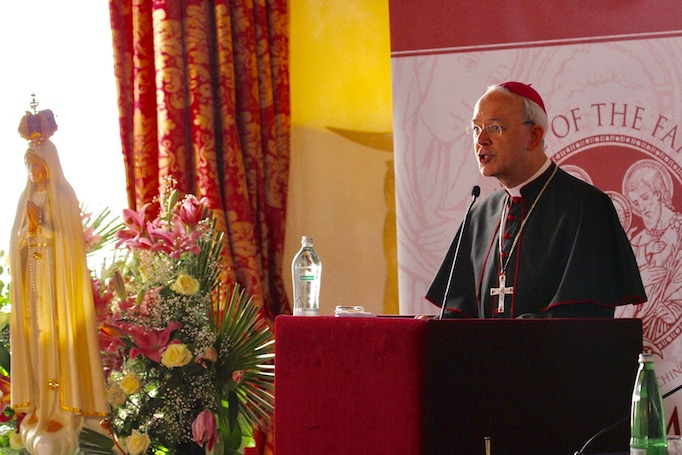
[170,273,200,296]
[0,311,10,330]
[113,438,127,455]
[161,343,193,368]
[119,372,141,395]
[9,431,24,449]
[125,430,151,455]
[106,383,127,407]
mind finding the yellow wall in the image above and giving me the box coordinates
[290,0,393,131]
[286,0,396,315]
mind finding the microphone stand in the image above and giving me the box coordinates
[438,186,480,319]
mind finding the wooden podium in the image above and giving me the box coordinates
[274,316,643,455]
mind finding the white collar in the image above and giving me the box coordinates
[506,159,552,198]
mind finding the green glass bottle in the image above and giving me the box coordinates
[630,353,667,454]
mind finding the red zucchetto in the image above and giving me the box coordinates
[499,81,546,113]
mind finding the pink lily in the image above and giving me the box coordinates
[125,321,183,363]
[148,223,174,244]
[99,321,126,338]
[123,204,151,230]
[167,216,202,258]
[146,222,175,255]
[82,225,103,251]
[81,212,99,250]
[177,195,209,228]
[91,278,115,320]
[0,374,11,422]
[115,204,153,249]
[192,409,218,451]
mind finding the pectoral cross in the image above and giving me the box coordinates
[490,272,513,312]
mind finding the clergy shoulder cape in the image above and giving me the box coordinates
[426,163,646,318]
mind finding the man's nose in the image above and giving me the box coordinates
[476,130,492,146]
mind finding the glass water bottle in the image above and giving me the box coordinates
[291,235,321,316]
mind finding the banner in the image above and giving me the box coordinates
[390,0,682,434]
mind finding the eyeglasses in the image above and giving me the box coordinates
[467,121,533,138]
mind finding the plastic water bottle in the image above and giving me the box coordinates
[291,236,321,316]
[630,353,667,454]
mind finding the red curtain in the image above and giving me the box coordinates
[108,0,291,327]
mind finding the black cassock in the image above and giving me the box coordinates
[426,163,646,318]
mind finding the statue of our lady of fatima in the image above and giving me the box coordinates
[9,104,109,454]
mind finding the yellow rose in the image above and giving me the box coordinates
[161,343,193,368]
[170,273,200,296]
[9,431,23,449]
[125,430,150,455]
[119,372,141,395]
[138,264,150,283]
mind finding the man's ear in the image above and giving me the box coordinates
[527,124,544,150]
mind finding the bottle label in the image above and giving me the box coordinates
[299,275,316,281]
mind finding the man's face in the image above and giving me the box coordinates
[628,182,661,229]
[471,91,533,188]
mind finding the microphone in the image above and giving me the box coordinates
[438,185,481,319]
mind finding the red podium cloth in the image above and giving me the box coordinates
[274,316,426,454]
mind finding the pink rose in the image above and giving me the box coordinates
[232,370,244,384]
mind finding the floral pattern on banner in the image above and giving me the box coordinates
[109,0,291,341]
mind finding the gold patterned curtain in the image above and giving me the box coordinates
[108,0,291,327]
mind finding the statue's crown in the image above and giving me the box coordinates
[18,94,58,145]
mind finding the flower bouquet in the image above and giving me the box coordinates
[81,180,275,454]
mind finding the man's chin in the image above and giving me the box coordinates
[478,166,494,178]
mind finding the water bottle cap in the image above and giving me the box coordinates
[638,353,655,363]
[301,235,313,245]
